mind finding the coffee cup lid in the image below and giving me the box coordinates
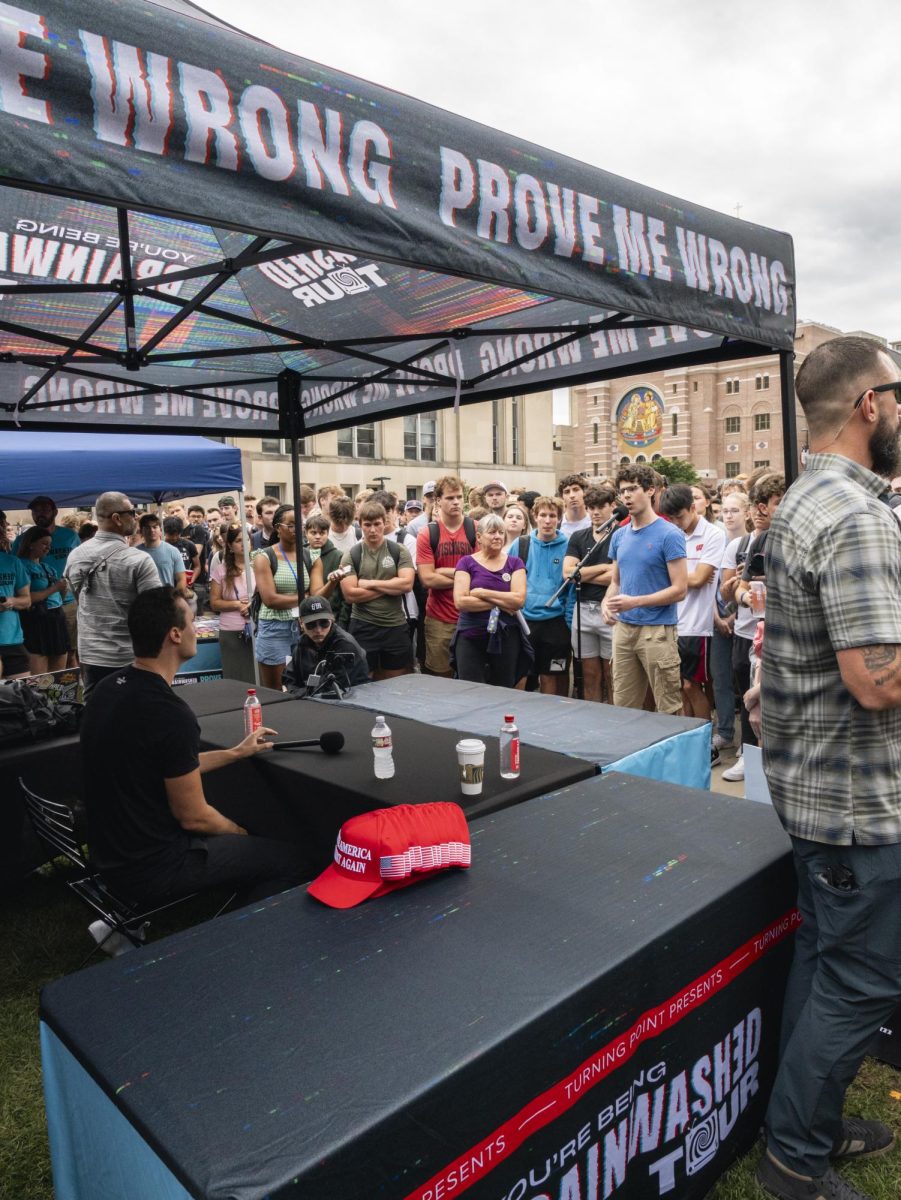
[456,739,486,753]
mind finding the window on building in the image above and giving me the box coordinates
[262,482,283,502]
[636,454,646,463]
[652,453,662,462]
[337,423,375,459]
[492,400,500,465]
[725,378,741,395]
[406,486,419,501]
[260,437,307,455]
[692,381,698,392]
[403,412,438,461]
[592,423,599,445]
[754,412,771,431]
[671,384,677,394]
[725,462,741,478]
[593,462,598,476]
[672,413,678,437]
[725,416,741,433]
[755,373,770,390]
[511,397,520,465]
[620,455,631,465]
[754,460,771,469]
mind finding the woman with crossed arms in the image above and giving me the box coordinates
[452,514,531,688]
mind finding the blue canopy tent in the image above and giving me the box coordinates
[0,431,250,681]
[0,432,243,507]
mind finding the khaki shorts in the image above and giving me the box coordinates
[424,615,455,674]
[611,622,682,715]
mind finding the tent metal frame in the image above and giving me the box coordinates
[0,196,798,520]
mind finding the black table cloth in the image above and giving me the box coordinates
[41,773,797,1200]
[198,700,598,867]
[175,678,292,718]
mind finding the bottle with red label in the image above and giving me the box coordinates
[499,714,520,779]
[243,688,262,738]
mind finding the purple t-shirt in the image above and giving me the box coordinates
[454,554,525,632]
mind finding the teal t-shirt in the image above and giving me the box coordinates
[22,558,63,609]
[0,552,29,644]
[12,526,80,604]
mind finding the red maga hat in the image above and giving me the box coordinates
[307,802,471,909]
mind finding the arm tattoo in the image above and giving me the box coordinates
[862,645,897,674]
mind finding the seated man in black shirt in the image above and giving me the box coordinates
[81,586,305,909]
[283,595,370,698]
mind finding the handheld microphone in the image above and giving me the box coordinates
[274,731,345,755]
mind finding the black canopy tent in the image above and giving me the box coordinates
[0,0,797,510]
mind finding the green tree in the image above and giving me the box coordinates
[650,456,699,485]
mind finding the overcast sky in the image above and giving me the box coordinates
[207,0,900,340]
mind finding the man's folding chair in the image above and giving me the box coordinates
[19,778,227,965]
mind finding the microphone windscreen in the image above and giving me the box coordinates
[613,504,628,523]
[319,731,345,755]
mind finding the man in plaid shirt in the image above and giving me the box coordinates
[758,337,901,1200]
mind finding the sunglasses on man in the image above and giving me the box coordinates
[302,618,331,631]
[853,381,901,409]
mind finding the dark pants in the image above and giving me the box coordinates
[711,628,736,742]
[454,631,521,688]
[106,835,304,909]
[765,836,901,1176]
[101,791,309,910]
[731,634,757,747]
[81,662,122,699]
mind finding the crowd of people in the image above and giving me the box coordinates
[5,335,901,1200]
[0,470,797,773]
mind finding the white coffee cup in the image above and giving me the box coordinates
[456,738,487,796]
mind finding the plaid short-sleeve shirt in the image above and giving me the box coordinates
[761,453,901,845]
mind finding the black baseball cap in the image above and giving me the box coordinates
[299,596,333,623]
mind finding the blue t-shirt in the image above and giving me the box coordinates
[0,551,30,645]
[12,526,80,604]
[138,541,185,586]
[22,558,63,609]
[609,517,686,626]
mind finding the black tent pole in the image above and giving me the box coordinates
[278,369,306,589]
[779,349,798,484]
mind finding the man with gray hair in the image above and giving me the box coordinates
[64,492,160,696]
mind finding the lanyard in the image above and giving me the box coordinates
[277,545,299,592]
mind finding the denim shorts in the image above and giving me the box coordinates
[254,618,300,666]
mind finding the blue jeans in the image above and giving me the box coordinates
[765,836,901,1175]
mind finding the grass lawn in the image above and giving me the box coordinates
[4,868,901,1200]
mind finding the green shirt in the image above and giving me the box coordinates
[340,541,413,628]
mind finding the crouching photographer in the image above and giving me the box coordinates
[284,597,371,699]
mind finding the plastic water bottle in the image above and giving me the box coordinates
[243,688,262,737]
[371,715,395,780]
[499,713,520,780]
[487,606,500,634]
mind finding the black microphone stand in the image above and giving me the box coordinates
[546,514,619,701]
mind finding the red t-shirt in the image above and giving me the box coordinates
[415,520,476,624]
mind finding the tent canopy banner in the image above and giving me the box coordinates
[0,0,795,436]
[0,431,243,506]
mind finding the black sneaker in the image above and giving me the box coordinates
[832,1117,895,1161]
[711,745,721,768]
[756,1151,873,1200]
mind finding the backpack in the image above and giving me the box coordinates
[428,517,477,557]
[249,547,307,632]
[0,680,83,748]
[349,538,402,575]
